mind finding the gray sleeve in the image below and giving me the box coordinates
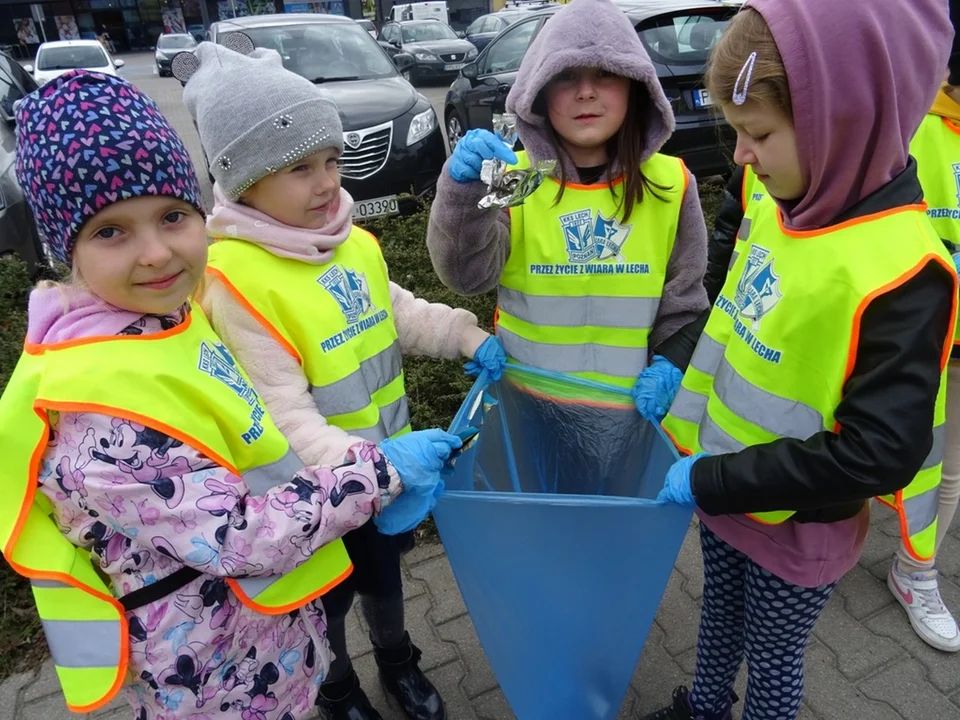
[650,169,710,348]
[426,160,512,296]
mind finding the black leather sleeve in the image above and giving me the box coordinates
[691,261,955,516]
[704,166,745,305]
[653,310,711,371]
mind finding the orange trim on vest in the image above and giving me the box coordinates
[551,175,625,191]
[741,168,749,212]
[4,407,129,714]
[776,203,929,238]
[23,312,193,355]
[227,563,354,616]
[660,422,691,457]
[942,116,960,136]
[205,267,303,365]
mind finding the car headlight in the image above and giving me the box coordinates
[466,47,477,59]
[406,107,438,146]
[413,51,437,61]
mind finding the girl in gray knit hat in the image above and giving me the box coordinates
[177,39,505,720]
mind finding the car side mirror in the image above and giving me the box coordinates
[393,52,415,71]
[114,59,125,68]
[456,30,465,38]
[462,62,479,80]
[23,64,33,73]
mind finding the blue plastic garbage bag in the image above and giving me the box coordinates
[432,364,693,720]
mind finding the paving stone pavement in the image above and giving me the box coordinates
[6,508,960,720]
[6,54,960,720]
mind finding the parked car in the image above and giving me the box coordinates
[207,14,445,218]
[24,39,125,87]
[462,10,530,52]
[444,0,739,177]
[187,23,206,42]
[378,19,477,86]
[356,18,378,39]
[155,33,197,76]
[0,51,48,274]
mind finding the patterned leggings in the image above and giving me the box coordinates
[690,523,838,720]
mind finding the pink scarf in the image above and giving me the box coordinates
[206,183,355,264]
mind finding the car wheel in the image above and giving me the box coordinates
[446,109,465,149]
[402,68,417,86]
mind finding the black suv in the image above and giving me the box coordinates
[0,51,47,274]
[206,14,446,219]
[444,0,740,178]
[378,19,478,86]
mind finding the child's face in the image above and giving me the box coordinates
[723,98,805,201]
[72,196,208,315]
[241,148,342,230]
[545,68,630,163]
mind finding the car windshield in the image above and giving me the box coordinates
[498,11,528,24]
[637,13,732,65]
[37,45,109,71]
[357,20,375,30]
[401,22,457,43]
[157,34,196,49]
[222,22,395,82]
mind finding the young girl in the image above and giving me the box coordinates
[1,70,459,720]
[427,0,710,437]
[176,41,503,720]
[651,1,955,719]
[702,17,960,655]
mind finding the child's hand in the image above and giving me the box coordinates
[656,454,704,507]
[465,335,506,381]
[374,429,462,535]
[632,355,683,422]
[449,128,518,184]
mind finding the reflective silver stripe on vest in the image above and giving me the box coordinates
[352,395,411,443]
[922,424,946,471]
[498,287,659,329]
[714,358,824,440]
[738,217,752,240]
[235,575,278,602]
[30,579,67,589]
[498,327,648,378]
[309,341,403,417]
[40,619,121,668]
[668,386,708,426]
[689,334,725,376]
[903,485,940,536]
[700,411,745,455]
[728,250,740,270]
[243,447,304,496]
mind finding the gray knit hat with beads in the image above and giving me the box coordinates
[176,37,343,200]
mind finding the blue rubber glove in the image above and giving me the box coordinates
[632,355,683,422]
[448,128,518,184]
[656,453,705,507]
[374,429,463,535]
[465,336,506,381]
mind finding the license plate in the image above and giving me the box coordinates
[353,195,399,220]
[693,88,713,108]
[445,63,465,71]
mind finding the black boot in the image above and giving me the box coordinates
[374,632,445,720]
[316,668,384,720]
[640,686,738,720]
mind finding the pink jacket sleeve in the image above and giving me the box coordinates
[39,410,401,578]
[388,281,490,360]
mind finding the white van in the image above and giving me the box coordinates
[390,1,449,25]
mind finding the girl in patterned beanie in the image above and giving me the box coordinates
[2,69,455,719]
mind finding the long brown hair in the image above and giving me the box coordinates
[542,80,673,222]
[705,8,791,115]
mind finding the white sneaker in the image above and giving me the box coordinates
[888,561,960,652]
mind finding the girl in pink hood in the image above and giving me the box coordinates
[648,1,956,719]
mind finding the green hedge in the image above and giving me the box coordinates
[0,181,725,680]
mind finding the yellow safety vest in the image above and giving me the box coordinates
[497,151,687,388]
[912,112,960,347]
[662,195,955,562]
[206,226,411,441]
[0,305,352,712]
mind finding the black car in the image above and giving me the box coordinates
[0,51,47,274]
[378,19,477,86]
[155,33,197,76]
[207,14,446,218]
[462,10,530,52]
[444,0,740,178]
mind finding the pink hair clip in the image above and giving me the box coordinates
[732,51,758,106]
